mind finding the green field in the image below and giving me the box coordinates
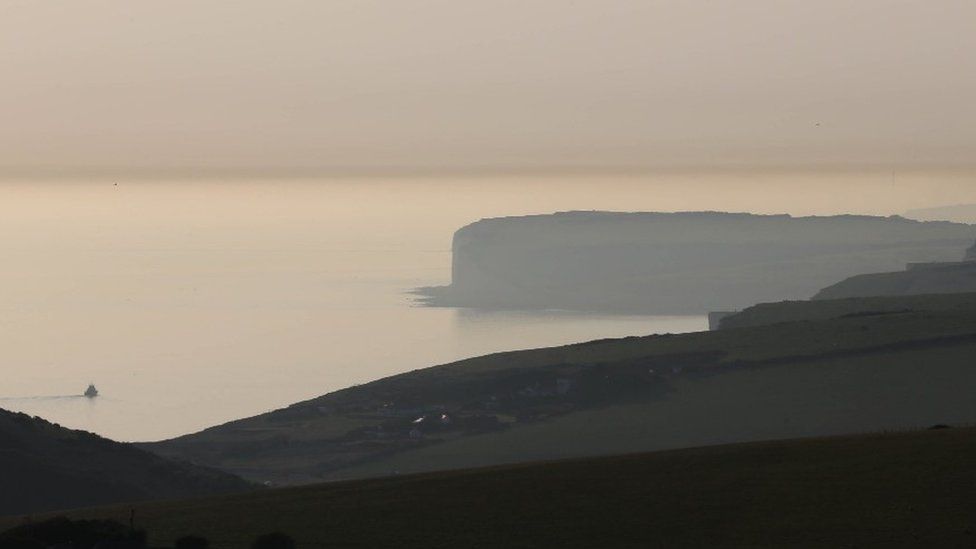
[813,261,976,301]
[12,426,976,548]
[327,341,976,479]
[719,291,976,329]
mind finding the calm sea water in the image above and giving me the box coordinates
[1,174,972,441]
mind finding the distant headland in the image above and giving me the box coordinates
[417,211,976,314]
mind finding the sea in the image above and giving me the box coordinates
[1,172,973,441]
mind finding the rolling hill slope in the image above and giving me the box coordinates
[717,292,976,330]
[15,427,976,549]
[0,409,253,516]
[813,260,976,300]
[146,293,976,484]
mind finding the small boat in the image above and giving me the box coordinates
[84,383,98,398]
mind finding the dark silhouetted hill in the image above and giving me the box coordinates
[0,409,253,517]
[416,211,976,313]
[0,516,145,549]
[19,427,976,549]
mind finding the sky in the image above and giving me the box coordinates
[2,1,975,173]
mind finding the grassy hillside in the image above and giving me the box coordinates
[718,292,976,330]
[0,409,253,516]
[322,341,976,479]
[146,293,976,485]
[813,261,976,300]
[13,427,976,548]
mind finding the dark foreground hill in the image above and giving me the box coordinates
[0,409,252,516]
[417,211,975,313]
[146,292,976,485]
[12,427,976,549]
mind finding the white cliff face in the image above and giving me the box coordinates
[420,211,976,314]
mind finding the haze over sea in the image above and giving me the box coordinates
[1,172,975,441]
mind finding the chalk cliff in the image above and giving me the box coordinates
[418,211,976,313]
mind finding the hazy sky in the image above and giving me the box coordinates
[2,1,975,173]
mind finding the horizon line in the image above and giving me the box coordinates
[2,163,976,180]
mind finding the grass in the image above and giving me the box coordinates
[814,261,976,300]
[326,341,976,479]
[719,292,976,329]
[0,410,251,516]
[9,426,976,548]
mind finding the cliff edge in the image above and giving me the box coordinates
[418,211,976,314]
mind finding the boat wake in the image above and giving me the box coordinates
[0,395,87,401]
